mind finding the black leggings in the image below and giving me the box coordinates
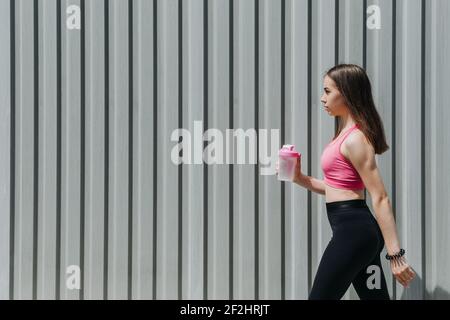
[309,199,390,300]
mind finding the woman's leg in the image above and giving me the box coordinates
[309,222,381,300]
[308,236,370,300]
[351,253,391,300]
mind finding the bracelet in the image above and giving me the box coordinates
[385,248,405,261]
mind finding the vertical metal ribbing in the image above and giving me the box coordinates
[254,0,259,300]
[420,0,426,299]
[228,0,234,301]
[127,0,134,300]
[80,0,86,301]
[152,0,158,300]
[203,0,209,300]
[55,0,62,300]
[335,0,339,66]
[9,0,16,300]
[103,0,110,300]
[177,0,183,300]
[32,0,39,300]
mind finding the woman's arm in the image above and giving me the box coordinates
[371,197,401,254]
[344,132,416,287]
[276,157,326,195]
[343,134,400,252]
[294,174,326,195]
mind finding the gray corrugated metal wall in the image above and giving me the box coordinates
[0,0,449,300]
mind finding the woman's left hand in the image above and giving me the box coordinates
[390,256,416,288]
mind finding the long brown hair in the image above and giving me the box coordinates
[325,64,389,155]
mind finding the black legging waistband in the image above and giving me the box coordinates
[326,199,368,212]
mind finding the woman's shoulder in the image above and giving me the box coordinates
[347,128,370,145]
[340,128,374,160]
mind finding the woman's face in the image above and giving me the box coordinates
[320,75,348,116]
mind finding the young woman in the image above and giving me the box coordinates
[278,64,415,300]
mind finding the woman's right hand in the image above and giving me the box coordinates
[275,157,304,184]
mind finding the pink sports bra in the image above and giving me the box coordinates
[320,123,365,190]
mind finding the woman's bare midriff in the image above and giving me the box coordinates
[325,183,365,203]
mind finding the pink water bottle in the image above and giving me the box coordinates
[278,145,301,181]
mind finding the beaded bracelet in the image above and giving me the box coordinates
[385,248,405,261]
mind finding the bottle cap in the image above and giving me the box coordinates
[279,145,300,158]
